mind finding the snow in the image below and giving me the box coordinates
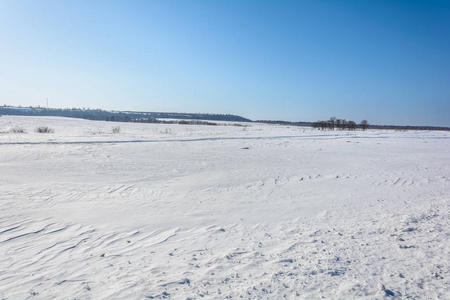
[1,115,449,299]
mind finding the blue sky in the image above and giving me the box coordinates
[1,0,449,126]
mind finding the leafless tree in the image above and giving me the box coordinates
[359,120,369,131]
[313,117,365,131]
[347,120,357,130]
[329,117,337,130]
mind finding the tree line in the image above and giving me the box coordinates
[0,106,251,122]
[312,117,369,131]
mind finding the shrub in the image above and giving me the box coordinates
[89,129,104,135]
[112,126,121,134]
[35,126,54,133]
[10,126,26,133]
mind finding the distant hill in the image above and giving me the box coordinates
[2,106,448,131]
[0,106,252,123]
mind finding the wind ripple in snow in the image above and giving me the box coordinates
[0,215,179,299]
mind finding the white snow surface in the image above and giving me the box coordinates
[1,116,449,299]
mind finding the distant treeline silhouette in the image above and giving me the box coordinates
[133,118,246,126]
[258,118,449,131]
[0,106,251,123]
[312,117,368,131]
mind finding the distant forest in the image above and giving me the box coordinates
[0,106,251,123]
[1,105,448,131]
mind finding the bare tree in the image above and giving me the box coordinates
[329,117,337,130]
[347,120,357,131]
[313,117,367,131]
[359,120,369,131]
[340,119,348,130]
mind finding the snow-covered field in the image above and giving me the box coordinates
[1,115,449,299]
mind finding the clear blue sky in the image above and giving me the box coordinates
[1,0,449,126]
